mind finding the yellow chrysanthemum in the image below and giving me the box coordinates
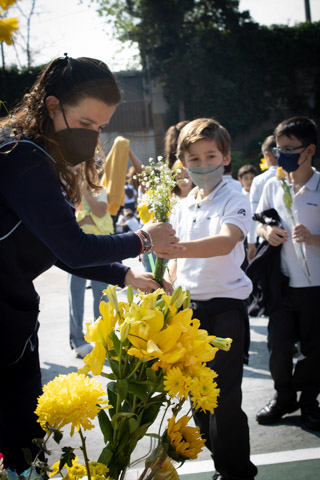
[0,17,18,45]
[259,157,268,171]
[167,415,206,460]
[190,375,220,413]
[163,366,191,399]
[50,457,111,480]
[35,373,110,436]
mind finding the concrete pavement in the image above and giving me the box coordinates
[34,256,320,478]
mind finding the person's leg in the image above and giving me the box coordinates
[91,280,107,320]
[256,290,300,424]
[291,287,320,428]
[191,300,257,479]
[0,336,44,472]
[68,274,86,348]
[268,299,298,406]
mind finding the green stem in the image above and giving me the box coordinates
[79,427,91,480]
[153,257,166,286]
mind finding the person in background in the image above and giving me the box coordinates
[117,208,141,233]
[247,135,278,262]
[222,161,242,191]
[68,180,114,358]
[0,55,181,472]
[255,116,320,431]
[165,117,257,480]
[237,164,258,196]
[164,120,189,168]
[171,159,194,200]
[237,164,258,269]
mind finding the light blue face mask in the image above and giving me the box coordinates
[187,162,224,191]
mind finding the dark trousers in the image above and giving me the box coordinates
[268,286,320,407]
[191,298,257,480]
[0,335,44,472]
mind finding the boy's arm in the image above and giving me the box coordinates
[173,223,243,258]
[164,259,177,283]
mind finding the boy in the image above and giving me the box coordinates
[166,118,257,479]
[237,164,258,195]
[247,135,278,262]
[255,116,320,429]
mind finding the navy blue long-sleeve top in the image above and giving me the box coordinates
[0,139,141,364]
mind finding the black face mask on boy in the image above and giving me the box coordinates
[55,103,99,166]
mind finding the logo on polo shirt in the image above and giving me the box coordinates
[237,208,246,216]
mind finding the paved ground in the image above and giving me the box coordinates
[34,257,320,477]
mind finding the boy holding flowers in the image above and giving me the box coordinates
[255,116,320,430]
[165,117,257,480]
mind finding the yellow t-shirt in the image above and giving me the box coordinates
[76,189,114,235]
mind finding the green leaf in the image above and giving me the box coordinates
[110,331,121,357]
[146,367,157,383]
[127,381,149,401]
[107,381,118,415]
[141,403,162,425]
[21,448,33,466]
[98,409,114,443]
[98,445,113,465]
[117,378,128,402]
[59,446,76,469]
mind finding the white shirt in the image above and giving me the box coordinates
[257,169,320,287]
[170,181,252,301]
[222,175,242,192]
[248,166,278,243]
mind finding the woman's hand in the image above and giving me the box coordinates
[124,269,174,295]
[143,221,185,257]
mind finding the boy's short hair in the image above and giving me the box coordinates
[177,118,231,159]
[261,135,276,155]
[274,116,318,146]
[238,164,258,178]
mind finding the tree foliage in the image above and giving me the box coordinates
[92,0,320,139]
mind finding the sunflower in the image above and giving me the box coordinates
[166,415,206,461]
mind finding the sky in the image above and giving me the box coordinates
[2,0,320,71]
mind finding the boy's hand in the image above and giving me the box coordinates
[293,224,314,245]
[263,224,288,247]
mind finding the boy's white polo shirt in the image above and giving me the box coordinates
[257,169,320,287]
[170,181,252,301]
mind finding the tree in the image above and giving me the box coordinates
[92,0,320,141]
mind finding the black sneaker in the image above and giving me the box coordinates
[301,404,320,430]
[256,398,299,425]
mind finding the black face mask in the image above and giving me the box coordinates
[56,128,99,166]
[55,102,99,166]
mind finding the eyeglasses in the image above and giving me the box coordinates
[272,144,309,158]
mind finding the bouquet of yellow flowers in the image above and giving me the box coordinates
[31,286,231,480]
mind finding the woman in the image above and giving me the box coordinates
[0,55,180,471]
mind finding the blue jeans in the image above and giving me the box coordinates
[68,274,107,348]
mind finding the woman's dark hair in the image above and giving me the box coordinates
[5,56,121,203]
